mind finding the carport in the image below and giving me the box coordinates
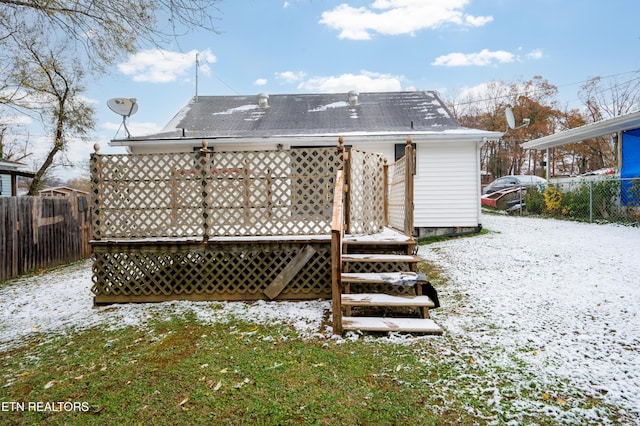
[521,110,640,180]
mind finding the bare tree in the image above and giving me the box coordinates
[580,72,640,120]
[6,38,94,194]
[0,125,31,162]
[578,72,640,167]
[0,0,220,70]
[0,0,220,190]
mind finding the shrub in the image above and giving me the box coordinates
[543,186,563,215]
[560,185,590,220]
[523,188,544,214]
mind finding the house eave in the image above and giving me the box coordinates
[109,130,503,148]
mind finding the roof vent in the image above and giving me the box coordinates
[348,90,359,107]
[258,93,269,108]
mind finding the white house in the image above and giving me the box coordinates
[110,91,502,238]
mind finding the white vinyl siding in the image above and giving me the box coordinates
[0,174,10,197]
[413,142,480,228]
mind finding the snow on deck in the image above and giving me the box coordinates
[344,227,412,242]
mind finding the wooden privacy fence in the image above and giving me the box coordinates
[0,196,92,282]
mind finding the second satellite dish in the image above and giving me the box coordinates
[504,107,531,132]
[108,98,138,117]
[505,107,516,130]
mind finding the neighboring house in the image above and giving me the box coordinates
[522,110,640,204]
[110,91,502,237]
[39,186,90,197]
[0,159,35,197]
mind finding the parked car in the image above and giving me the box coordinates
[482,175,547,195]
[580,168,616,176]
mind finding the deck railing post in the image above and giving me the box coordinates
[383,158,389,226]
[404,137,414,237]
[339,136,351,234]
[90,143,102,241]
[200,140,212,242]
[331,170,345,334]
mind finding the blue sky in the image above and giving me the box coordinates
[24,0,640,179]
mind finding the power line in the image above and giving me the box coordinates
[453,69,640,107]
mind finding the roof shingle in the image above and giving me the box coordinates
[157,91,461,138]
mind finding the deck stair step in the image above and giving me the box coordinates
[342,316,443,334]
[341,254,421,264]
[343,241,416,255]
[335,230,441,335]
[341,272,425,285]
[341,293,434,308]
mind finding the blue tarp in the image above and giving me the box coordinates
[621,128,640,206]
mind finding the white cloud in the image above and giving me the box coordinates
[0,114,33,127]
[254,78,268,86]
[283,1,290,8]
[526,49,543,60]
[296,70,403,93]
[118,49,217,83]
[464,15,493,26]
[433,47,544,67]
[320,0,493,40]
[432,49,515,67]
[275,71,307,83]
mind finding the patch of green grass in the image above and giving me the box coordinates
[0,312,623,425]
[418,228,490,246]
[0,316,448,425]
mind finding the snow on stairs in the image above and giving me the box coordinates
[342,316,442,333]
[340,242,443,335]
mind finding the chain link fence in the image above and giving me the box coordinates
[516,177,640,225]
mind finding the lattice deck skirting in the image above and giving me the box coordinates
[91,238,332,305]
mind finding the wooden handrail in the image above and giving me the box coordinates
[331,170,345,233]
[404,138,414,237]
[331,170,345,334]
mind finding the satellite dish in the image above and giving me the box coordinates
[107,98,138,138]
[108,98,138,117]
[505,107,516,130]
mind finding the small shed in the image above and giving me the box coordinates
[111,91,502,238]
[39,186,90,197]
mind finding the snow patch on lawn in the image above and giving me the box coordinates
[1,214,639,423]
[0,264,332,351]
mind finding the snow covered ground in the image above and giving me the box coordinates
[0,213,639,423]
[418,214,640,423]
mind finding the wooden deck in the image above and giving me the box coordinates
[90,139,442,335]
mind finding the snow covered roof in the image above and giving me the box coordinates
[522,110,640,150]
[0,159,35,178]
[112,91,501,146]
[0,159,26,171]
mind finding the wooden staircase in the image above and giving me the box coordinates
[329,145,442,335]
[336,234,443,334]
